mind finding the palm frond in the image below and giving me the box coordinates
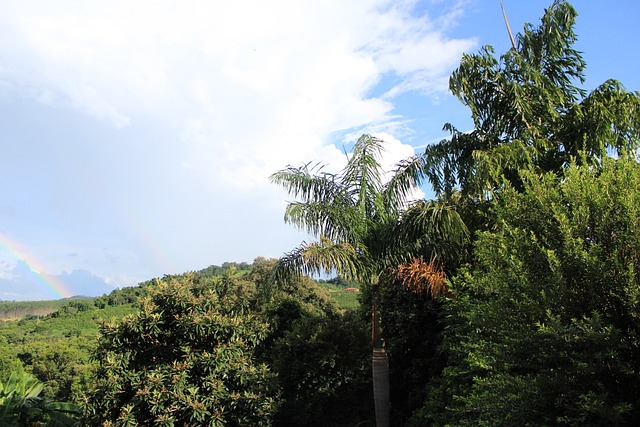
[273,236,365,283]
[341,134,386,217]
[383,155,426,213]
[270,162,342,204]
[284,200,360,243]
[392,200,469,261]
[388,257,448,298]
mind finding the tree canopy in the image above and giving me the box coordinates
[420,158,640,425]
[422,0,640,198]
[84,275,278,426]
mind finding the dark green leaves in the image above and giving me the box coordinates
[427,158,640,425]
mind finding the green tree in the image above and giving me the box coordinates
[247,257,373,425]
[401,1,640,424]
[21,337,94,404]
[271,134,467,427]
[84,275,278,426]
[420,158,640,426]
[265,310,372,426]
[422,0,640,198]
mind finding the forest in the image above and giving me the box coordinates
[2,1,640,425]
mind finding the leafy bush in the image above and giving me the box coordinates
[421,159,640,425]
[265,311,373,426]
[84,275,279,426]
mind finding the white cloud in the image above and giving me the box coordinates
[0,0,475,296]
[0,0,475,188]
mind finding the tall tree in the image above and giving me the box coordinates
[271,134,466,426]
[406,1,640,424]
[422,0,640,198]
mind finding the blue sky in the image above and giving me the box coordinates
[1,0,638,300]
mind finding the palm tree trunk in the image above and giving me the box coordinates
[372,294,390,427]
[372,347,390,427]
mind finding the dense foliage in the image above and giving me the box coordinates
[417,159,640,425]
[0,365,80,426]
[0,299,135,404]
[85,274,279,426]
[0,260,372,426]
[423,1,640,198]
[405,1,640,425]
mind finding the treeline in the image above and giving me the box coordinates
[92,261,253,308]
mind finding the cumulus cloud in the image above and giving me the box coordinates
[0,260,113,301]
[0,0,475,188]
[0,0,476,296]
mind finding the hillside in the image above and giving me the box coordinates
[0,259,360,403]
[0,298,94,321]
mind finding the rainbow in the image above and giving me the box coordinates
[0,233,74,299]
[118,209,180,275]
[77,164,179,277]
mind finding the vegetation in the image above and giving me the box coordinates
[0,299,135,403]
[409,1,640,425]
[418,158,640,425]
[423,0,639,198]
[1,260,372,425]
[0,365,80,426]
[271,134,467,427]
[84,274,279,426]
[2,1,640,426]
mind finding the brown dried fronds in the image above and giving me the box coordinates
[392,257,448,298]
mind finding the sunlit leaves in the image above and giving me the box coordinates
[85,276,278,426]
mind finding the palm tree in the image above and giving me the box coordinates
[270,134,467,427]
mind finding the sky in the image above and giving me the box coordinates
[1,0,638,300]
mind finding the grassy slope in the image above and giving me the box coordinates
[317,282,361,310]
[0,300,138,402]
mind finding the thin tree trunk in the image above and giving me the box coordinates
[372,347,390,427]
[372,294,390,427]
